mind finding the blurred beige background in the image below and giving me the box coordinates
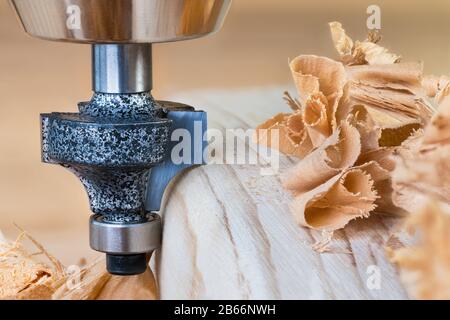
[1,0,450,264]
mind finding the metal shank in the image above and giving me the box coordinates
[93,44,152,94]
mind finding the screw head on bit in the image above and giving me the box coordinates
[106,253,148,276]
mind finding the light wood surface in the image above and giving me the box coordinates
[155,88,408,300]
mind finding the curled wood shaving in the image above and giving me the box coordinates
[291,166,378,230]
[387,202,450,300]
[329,22,354,60]
[331,21,433,124]
[388,74,450,299]
[393,95,450,212]
[255,54,348,159]
[394,145,450,210]
[302,92,331,147]
[0,231,64,299]
[282,120,361,194]
[346,62,433,125]
[359,157,407,216]
[282,116,408,232]
[348,105,381,152]
[255,22,430,238]
[422,74,450,101]
[255,112,313,158]
[290,55,347,132]
[423,95,450,145]
[330,21,401,66]
[0,231,158,300]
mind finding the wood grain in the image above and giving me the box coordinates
[154,88,408,299]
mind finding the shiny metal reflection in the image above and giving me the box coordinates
[93,44,153,93]
[9,0,232,44]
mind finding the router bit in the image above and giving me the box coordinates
[10,0,231,275]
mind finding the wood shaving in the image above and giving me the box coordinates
[255,112,313,158]
[255,54,348,159]
[311,231,334,253]
[380,60,450,298]
[393,95,450,212]
[283,91,302,111]
[423,94,450,145]
[422,74,450,101]
[387,202,450,300]
[329,21,401,66]
[346,62,433,125]
[291,166,378,230]
[0,231,157,300]
[282,120,361,195]
[0,232,64,299]
[256,22,429,238]
[289,55,347,132]
[387,67,450,299]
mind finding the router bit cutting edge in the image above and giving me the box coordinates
[10,0,231,275]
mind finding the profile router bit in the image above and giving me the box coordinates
[10,0,231,275]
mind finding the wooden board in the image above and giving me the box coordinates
[154,88,409,299]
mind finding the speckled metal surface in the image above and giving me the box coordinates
[41,92,171,217]
[66,165,151,217]
[79,92,160,119]
[42,114,169,166]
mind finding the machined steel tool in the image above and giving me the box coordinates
[10,0,231,275]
